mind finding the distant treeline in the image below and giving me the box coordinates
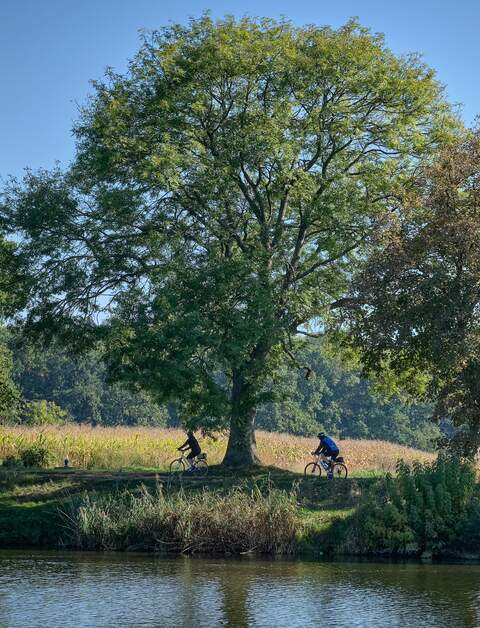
[1,331,439,450]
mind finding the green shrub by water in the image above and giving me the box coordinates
[349,457,479,555]
[62,483,301,555]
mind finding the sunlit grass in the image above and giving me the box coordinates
[62,483,300,554]
[0,425,435,473]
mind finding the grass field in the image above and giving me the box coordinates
[0,428,476,558]
[0,425,434,474]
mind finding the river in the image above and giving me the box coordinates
[0,550,479,627]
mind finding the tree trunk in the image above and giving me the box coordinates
[222,369,261,467]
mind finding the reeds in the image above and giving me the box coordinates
[62,483,300,555]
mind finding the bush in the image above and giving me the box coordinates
[62,483,301,555]
[350,456,479,555]
[20,436,55,468]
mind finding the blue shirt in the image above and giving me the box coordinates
[320,436,339,454]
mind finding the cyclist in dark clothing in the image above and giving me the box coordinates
[178,430,201,469]
[312,432,340,475]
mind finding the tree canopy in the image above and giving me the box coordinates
[346,134,480,457]
[1,16,457,464]
[0,238,26,420]
[256,340,438,449]
[10,336,169,427]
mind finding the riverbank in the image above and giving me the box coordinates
[1,462,478,560]
[0,466,358,551]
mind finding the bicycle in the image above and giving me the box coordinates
[169,451,209,478]
[304,453,348,479]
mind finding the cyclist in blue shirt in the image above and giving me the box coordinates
[312,432,340,476]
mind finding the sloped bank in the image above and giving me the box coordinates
[0,461,479,559]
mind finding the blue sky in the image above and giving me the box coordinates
[1,0,478,180]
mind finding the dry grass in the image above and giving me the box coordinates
[63,484,300,554]
[257,432,435,474]
[0,425,435,473]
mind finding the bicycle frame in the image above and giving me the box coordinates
[177,451,201,469]
[313,453,333,469]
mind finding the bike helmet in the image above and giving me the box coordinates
[318,432,325,439]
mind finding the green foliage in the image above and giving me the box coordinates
[0,237,27,317]
[9,332,439,447]
[20,436,55,468]
[20,400,69,426]
[0,343,20,423]
[0,238,28,424]
[11,337,169,427]
[258,340,439,449]
[348,136,480,457]
[353,457,478,554]
[2,16,457,462]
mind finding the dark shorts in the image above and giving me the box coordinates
[187,450,201,460]
[327,450,339,461]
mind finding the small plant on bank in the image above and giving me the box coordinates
[2,454,22,468]
[0,465,24,490]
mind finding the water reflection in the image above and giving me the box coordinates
[0,551,478,627]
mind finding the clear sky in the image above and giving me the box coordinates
[1,0,478,180]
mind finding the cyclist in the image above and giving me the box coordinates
[177,429,201,472]
[312,432,340,478]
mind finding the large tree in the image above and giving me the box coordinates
[1,17,456,464]
[345,135,480,457]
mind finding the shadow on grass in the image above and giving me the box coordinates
[0,465,378,552]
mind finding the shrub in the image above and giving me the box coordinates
[20,436,55,468]
[0,465,23,489]
[351,456,479,555]
[62,483,301,555]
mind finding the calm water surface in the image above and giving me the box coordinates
[0,550,479,627]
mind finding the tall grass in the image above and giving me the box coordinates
[62,483,300,554]
[0,425,434,472]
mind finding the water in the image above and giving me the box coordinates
[0,551,479,627]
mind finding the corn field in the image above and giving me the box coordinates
[0,425,435,472]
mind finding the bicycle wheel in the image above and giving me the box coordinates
[304,462,322,478]
[194,459,208,477]
[332,463,348,479]
[169,458,186,477]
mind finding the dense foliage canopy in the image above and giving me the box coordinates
[346,135,480,457]
[1,16,456,463]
